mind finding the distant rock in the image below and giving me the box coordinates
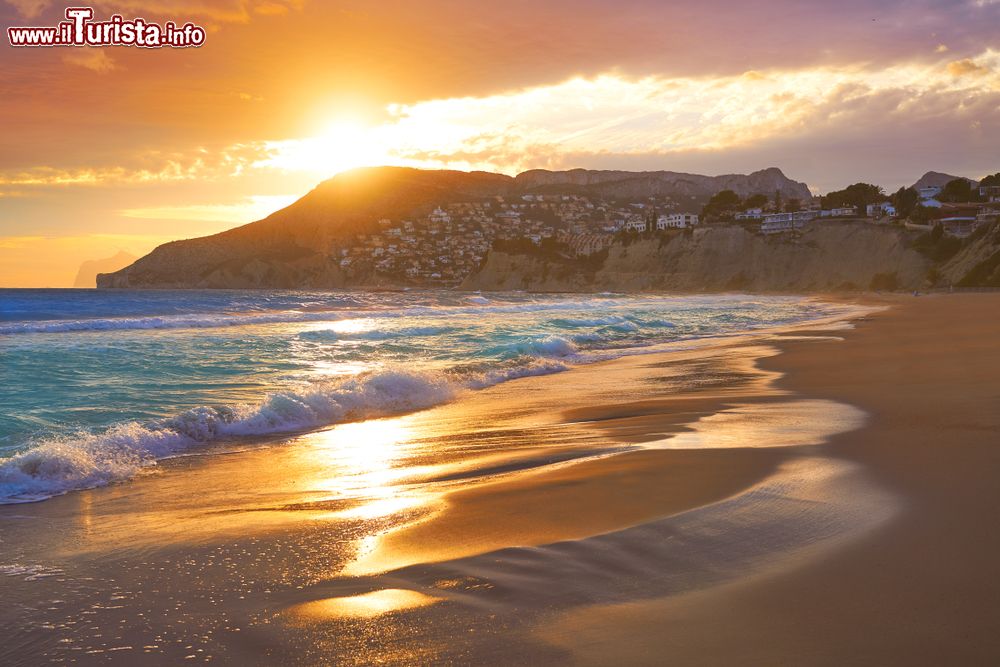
[910,171,976,191]
[74,250,137,288]
[515,166,812,200]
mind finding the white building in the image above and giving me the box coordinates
[656,213,699,229]
[429,207,451,223]
[917,185,942,200]
[622,218,648,233]
[735,208,763,221]
[866,203,897,218]
[827,206,858,217]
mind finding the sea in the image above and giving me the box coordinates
[0,289,847,504]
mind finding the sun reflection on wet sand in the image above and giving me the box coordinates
[303,417,439,520]
[287,588,440,621]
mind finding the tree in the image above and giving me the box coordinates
[910,204,940,225]
[938,178,978,203]
[821,183,886,211]
[891,187,919,219]
[744,193,768,209]
[980,173,1000,188]
[701,189,742,220]
[785,197,802,212]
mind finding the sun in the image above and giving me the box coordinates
[259,117,393,178]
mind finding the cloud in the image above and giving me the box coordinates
[0,144,269,187]
[948,58,990,76]
[63,49,118,74]
[120,194,297,222]
[250,50,1000,184]
[3,0,48,18]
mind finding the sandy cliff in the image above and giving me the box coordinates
[463,222,934,292]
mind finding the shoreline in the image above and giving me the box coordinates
[6,293,997,664]
[0,295,865,506]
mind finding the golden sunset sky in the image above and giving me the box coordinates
[1,0,998,286]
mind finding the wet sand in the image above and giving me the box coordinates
[3,294,997,665]
[543,293,1000,665]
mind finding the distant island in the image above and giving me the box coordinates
[98,166,1000,292]
[75,250,137,288]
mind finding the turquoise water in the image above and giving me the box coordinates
[0,289,844,503]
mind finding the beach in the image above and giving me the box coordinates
[2,292,999,665]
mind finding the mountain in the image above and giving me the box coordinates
[910,171,975,191]
[73,250,137,288]
[97,165,811,289]
[514,166,812,200]
[99,168,511,289]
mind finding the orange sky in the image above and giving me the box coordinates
[1,0,998,286]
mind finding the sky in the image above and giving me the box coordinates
[1,0,998,286]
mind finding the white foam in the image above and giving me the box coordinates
[0,369,455,504]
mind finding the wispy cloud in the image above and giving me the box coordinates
[120,194,297,223]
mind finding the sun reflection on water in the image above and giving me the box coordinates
[287,588,440,621]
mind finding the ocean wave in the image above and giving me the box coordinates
[1,299,640,335]
[465,359,569,389]
[550,315,631,327]
[0,369,455,504]
[488,335,579,359]
[0,353,587,504]
[298,325,459,342]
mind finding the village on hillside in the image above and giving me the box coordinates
[333,173,1000,285]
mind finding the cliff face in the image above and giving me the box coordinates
[514,167,812,200]
[463,222,933,292]
[941,222,1000,287]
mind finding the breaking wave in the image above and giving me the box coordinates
[0,370,455,504]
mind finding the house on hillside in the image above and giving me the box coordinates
[939,205,980,237]
[980,185,1000,203]
[866,202,897,218]
[656,213,698,229]
[623,218,647,233]
[827,206,858,217]
[735,208,763,221]
[429,207,451,223]
[918,185,943,200]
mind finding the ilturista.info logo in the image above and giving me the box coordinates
[8,7,206,48]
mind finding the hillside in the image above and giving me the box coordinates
[98,168,512,288]
[97,166,814,288]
